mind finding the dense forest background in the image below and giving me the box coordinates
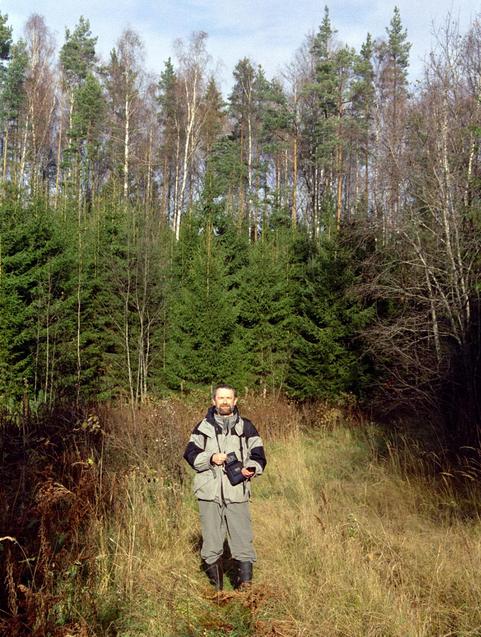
[0,6,480,443]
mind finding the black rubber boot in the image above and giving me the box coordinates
[237,561,253,588]
[204,559,223,590]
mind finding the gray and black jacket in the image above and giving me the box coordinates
[183,406,266,504]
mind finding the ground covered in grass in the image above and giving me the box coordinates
[2,399,481,636]
[87,402,481,637]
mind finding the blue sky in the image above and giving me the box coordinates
[0,0,478,91]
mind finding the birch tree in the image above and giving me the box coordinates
[105,29,144,200]
[22,15,56,196]
[172,31,211,240]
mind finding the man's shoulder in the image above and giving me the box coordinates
[239,416,259,437]
[192,418,216,438]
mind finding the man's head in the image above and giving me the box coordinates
[212,384,237,416]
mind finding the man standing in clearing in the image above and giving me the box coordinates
[183,384,266,590]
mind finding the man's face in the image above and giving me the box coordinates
[212,388,237,415]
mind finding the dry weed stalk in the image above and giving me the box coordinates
[4,544,18,617]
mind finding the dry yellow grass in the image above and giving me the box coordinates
[82,400,481,637]
[252,427,481,636]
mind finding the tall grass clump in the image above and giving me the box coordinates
[0,406,104,636]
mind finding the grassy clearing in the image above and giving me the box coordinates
[71,400,481,637]
[4,399,480,636]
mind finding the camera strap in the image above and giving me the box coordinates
[214,428,222,454]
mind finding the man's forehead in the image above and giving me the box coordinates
[214,389,236,399]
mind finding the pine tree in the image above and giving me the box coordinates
[351,33,375,214]
[59,17,99,206]
[0,39,28,185]
[157,58,179,223]
[0,13,12,68]
[257,75,292,229]
[69,72,105,209]
[229,58,259,234]
[60,16,97,89]
[309,7,356,229]
[0,12,12,109]
[374,6,411,231]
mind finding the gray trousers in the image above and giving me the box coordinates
[198,500,256,565]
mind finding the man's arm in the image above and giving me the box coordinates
[183,423,213,472]
[243,419,267,476]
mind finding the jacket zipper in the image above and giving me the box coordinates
[215,427,225,503]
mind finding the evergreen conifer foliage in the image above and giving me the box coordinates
[350,33,375,213]
[0,12,12,71]
[236,232,293,393]
[384,7,411,85]
[164,219,238,390]
[0,201,73,405]
[70,72,106,205]
[0,6,448,413]
[59,16,97,88]
[0,38,28,186]
[0,39,27,124]
[157,58,178,222]
[287,232,373,399]
[86,202,170,402]
[59,17,102,206]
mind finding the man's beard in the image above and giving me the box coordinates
[217,404,233,415]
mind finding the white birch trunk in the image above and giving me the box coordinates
[123,89,130,200]
[175,70,198,241]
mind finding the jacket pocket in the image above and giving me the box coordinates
[193,468,216,498]
[222,473,251,503]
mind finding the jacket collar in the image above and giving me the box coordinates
[202,405,243,436]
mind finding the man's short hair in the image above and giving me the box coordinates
[212,383,237,399]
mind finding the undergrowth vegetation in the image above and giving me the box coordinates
[1,397,481,636]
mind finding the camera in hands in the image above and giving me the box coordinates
[224,452,246,485]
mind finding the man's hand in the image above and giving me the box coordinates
[211,453,227,465]
[241,467,255,478]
